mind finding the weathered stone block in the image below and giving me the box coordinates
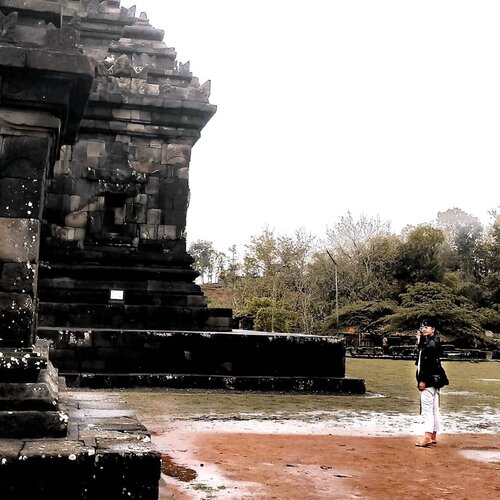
[146,208,161,225]
[49,176,76,195]
[19,439,94,471]
[0,178,43,218]
[71,141,88,160]
[0,292,35,340]
[0,410,67,439]
[65,211,88,228]
[134,193,147,204]
[44,193,70,212]
[0,45,26,68]
[145,176,159,195]
[139,224,157,239]
[157,225,176,240]
[0,219,40,263]
[69,195,81,211]
[112,108,131,120]
[161,143,191,166]
[26,47,94,77]
[162,209,186,226]
[94,440,160,480]
[172,194,187,210]
[176,166,189,179]
[127,123,145,133]
[0,382,57,411]
[0,262,37,293]
[87,141,106,158]
[0,136,49,180]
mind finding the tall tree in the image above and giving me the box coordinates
[482,215,500,305]
[435,208,485,283]
[325,212,395,302]
[188,240,227,284]
[234,228,318,333]
[393,225,445,288]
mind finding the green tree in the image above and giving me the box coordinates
[388,282,491,348]
[322,300,398,334]
[482,215,500,306]
[188,240,227,284]
[393,225,446,288]
[325,212,396,302]
[233,228,318,333]
[435,208,485,283]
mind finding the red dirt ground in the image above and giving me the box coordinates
[156,430,500,499]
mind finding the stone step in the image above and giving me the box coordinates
[39,263,198,281]
[38,277,204,294]
[0,410,68,439]
[0,349,47,383]
[38,303,232,330]
[38,289,207,307]
[0,381,57,411]
[0,390,160,498]
[62,373,367,393]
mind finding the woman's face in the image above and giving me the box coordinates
[421,325,435,336]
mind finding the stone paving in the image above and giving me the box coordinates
[0,387,161,499]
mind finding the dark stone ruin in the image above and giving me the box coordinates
[46,330,365,393]
[0,0,364,497]
[0,1,159,497]
[37,1,232,334]
[22,0,362,396]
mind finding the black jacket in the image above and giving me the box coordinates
[415,335,443,387]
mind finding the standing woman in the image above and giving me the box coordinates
[415,319,444,447]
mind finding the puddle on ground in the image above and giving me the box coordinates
[460,449,500,463]
[123,359,500,499]
[152,404,499,437]
[154,430,261,500]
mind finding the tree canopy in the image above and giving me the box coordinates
[189,208,500,348]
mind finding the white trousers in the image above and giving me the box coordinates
[420,387,441,433]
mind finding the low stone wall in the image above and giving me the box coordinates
[66,373,366,394]
[37,329,366,393]
[39,329,345,376]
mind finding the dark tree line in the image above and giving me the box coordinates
[188,208,500,348]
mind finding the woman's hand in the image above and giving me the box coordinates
[416,331,421,343]
[418,381,426,391]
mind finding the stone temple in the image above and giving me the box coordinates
[0,1,363,497]
[36,3,232,334]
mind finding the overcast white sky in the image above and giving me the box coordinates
[129,1,500,253]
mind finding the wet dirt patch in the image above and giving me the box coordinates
[161,454,197,482]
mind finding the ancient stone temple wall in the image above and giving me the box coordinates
[0,1,361,398]
[0,3,161,497]
[37,0,232,332]
[0,0,95,350]
[0,120,53,348]
[0,0,94,347]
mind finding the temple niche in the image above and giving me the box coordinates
[38,1,232,332]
